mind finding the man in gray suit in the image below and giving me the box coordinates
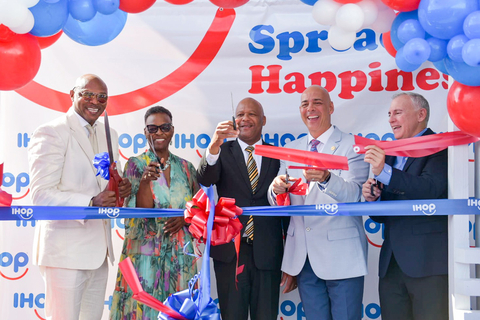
[268,85,369,320]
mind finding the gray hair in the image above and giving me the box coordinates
[392,92,430,123]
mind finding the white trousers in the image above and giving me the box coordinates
[39,259,108,320]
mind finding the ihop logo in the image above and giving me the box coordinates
[316,203,339,215]
[11,207,34,220]
[0,252,29,280]
[468,199,480,210]
[98,207,120,218]
[2,172,30,193]
[412,203,436,216]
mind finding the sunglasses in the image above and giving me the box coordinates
[77,90,108,104]
[145,123,174,133]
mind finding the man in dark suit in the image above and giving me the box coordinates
[362,92,448,320]
[197,97,287,320]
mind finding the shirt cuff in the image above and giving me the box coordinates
[375,163,392,186]
[205,148,220,166]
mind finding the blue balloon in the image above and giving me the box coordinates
[69,0,96,22]
[433,58,449,75]
[462,38,480,66]
[464,10,480,39]
[29,0,69,37]
[398,19,426,44]
[396,46,422,72]
[391,11,419,50]
[403,38,431,65]
[418,0,478,40]
[444,56,480,86]
[93,0,119,15]
[447,34,469,62]
[63,9,127,46]
[427,37,447,62]
[300,0,318,5]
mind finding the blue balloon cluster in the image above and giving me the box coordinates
[28,0,126,46]
[390,0,480,86]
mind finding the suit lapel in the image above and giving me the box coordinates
[257,141,273,192]
[402,129,433,172]
[322,126,341,156]
[230,140,251,189]
[66,108,101,188]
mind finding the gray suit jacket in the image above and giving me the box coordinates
[28,107,118,269]
[268,126,369,280]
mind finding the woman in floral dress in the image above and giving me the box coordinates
[110,106,198,320]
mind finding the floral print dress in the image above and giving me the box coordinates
[110,150,199,320]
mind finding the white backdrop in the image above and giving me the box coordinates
[0,0,466,319]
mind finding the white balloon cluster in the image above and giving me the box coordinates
[311,0,396,50]
[0,0,39,34]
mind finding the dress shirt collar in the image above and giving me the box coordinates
[237,138,262,151]
[307,125,334,151]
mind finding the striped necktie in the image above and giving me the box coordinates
[245,145,258,242]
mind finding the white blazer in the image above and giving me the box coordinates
[28,107,118,270]
[268,126,369,280]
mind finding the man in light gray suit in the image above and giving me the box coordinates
[268,85,369,320]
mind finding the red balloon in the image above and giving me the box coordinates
[0,32,41,91]
[35,31,63,49]
[381,0,420,12]
[119,0,156,13]
[0,25,15,42]
[165,0,194,4]
[333,0,362,3]
[209,0,249,8]
[447,81,480,138]
[382,31,397,57]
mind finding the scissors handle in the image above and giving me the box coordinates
[107,162,124,207]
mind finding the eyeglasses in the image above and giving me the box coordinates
[76,90,108,104]
[145,123,174,133]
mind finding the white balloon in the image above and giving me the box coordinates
[336,4,365,32]
[0,1,29,29]
[358,0,379,27]
[9,9,34,34]
[328,25,357,50]
[369,7,396,33]
[19,0,40,8]
[312,0,341,26]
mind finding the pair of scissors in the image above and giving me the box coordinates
[285,169,289,192]
[104,111,124,207]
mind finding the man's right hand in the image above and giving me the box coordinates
[208,120,239,155]
[272,174,291,195]
[362,178,381,202]
[92,190,117,207]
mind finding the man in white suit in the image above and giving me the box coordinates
[28,74,131,320]
[268,85,368,320]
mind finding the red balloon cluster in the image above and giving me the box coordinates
[0,25,42,91]
[447,81,480,138]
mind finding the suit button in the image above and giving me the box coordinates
[306,227,311,232]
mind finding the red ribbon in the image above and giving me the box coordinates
[276,179,308,206]
[118,258,188,320]
[0,163,12,207]
[254,145,349,170]
[353,131,479,157]
[184,189,243,246]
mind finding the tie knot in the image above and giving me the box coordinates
[246,145,254,153]
[86,124,95,135]
[310,139,320,151]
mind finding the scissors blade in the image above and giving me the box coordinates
[104,111,115,166]
[231,92,236,130]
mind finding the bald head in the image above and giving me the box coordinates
[235,97,266,145]
[70,74,108,126]
[300,85,334,138]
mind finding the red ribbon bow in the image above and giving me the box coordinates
[276,179,308,206]
[0,163,12,207]
[184,189,243,246]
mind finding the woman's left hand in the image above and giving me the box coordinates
[164,217,186,235]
